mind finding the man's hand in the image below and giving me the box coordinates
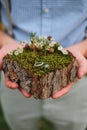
[0,32,31,98]
[52,41,87,99]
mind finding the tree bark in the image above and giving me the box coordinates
[2,55,78,99]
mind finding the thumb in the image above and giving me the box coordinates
[0,51,3,70]
[0,49,7,70]
[78,55,87,78]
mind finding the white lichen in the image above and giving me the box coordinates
[17,47,23,53]
[58,46,68,55]
[8,50,13,55]
[14,50,19,56]
[21,40,27,47]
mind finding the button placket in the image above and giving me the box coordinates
[41,0,51,36]
[43,8,49,14]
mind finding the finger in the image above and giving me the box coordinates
[67,49,87,79]
[0,49,10,70]
[78,56,87,78]
[5,76,31,98]
[0,53,3,70]
[4,76,19,89]
[52,83,73,99]
[18,87,31,98]
[0,58,2,70]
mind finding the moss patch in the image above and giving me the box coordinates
[6,48,73,78]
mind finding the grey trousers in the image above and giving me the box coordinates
[0,71,87,130]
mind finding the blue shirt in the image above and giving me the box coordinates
[1,0,87,47]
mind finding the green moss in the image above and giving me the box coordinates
[5,34,74,78]
[6,48,73,78]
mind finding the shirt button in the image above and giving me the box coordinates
[44,8,49,14]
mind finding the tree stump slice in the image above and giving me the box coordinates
[2,35,79,99]
[2,54,78,99]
